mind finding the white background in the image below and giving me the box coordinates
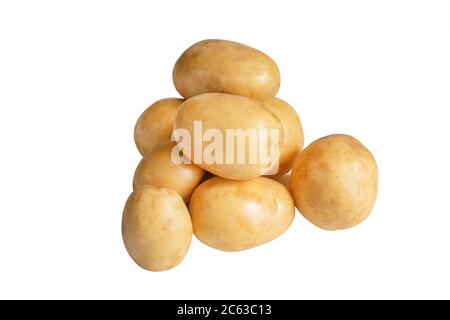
[0,0,449,299]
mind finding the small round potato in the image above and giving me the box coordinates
[263,97,304,176]
[189,177,295,251]
[133,141,204,203]
[122,186,192,271]
[134,98,184,156]
[173,39,280,101]
[174,93,284,180]
[290,134,378,230]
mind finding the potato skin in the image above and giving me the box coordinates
[134,98,184,156]
[189,177,295,251]
[122,186,192,271]
[174,93,284,180]
[133,141,204,203]
[263,97,304,177]
[173,39,280,102]
[273,173,291,191]
[290,134,378,230]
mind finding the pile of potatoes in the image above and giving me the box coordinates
[122,39,378,271]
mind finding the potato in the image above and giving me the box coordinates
[134,98,183,156]
[272,173,291,191]
[290,134,378,230]
[122,186,192,271]
[263,97,304,176]
[173,39,280,102]
[133,141,204,203]
[189,176,295,251]
[174,93,284,180]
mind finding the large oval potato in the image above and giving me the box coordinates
[290,134,378,230]
[173,39,280,101]
[174,93,284,180]
[263,97,304,177]
[189,176,295,251]
[133,141,204,203]
[122,186,192,271]
[134,98,184,156]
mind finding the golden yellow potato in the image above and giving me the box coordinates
[189,177,295,251]
[173,39,280,102]
[122,186,192,271]
[133,141,204,203]
[263,97,304,176]
[290,134,378,230]
[134,98,184,156]
[174,93,284,180]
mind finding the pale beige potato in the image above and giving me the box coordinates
[173,39,280,102]
[134,98,184,156]
[133,141,204,203]
[122,186,192,271]
[174,93,284,180]
[290,134,378,230]
[189,176,295,251]
[263,97,304,177]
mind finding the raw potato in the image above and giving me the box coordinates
[273,173,291,191]
[124,39,378,271]
[173,39,280,102]
[133,141,204,203]
[189,177,295,251]
[290,134,378,230]
[263,97,304,176]
[122,186,192,271]
[134,98,183,156]
[174,93,284,180]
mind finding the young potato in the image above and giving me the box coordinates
[122,186,192,271]
[189,177,295,251]
[290,134,378,230]
[263,97,304,177]
[133,141,204,203]
[173,39,280,102]
[174,93,284,180]
[134,98,184,156]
